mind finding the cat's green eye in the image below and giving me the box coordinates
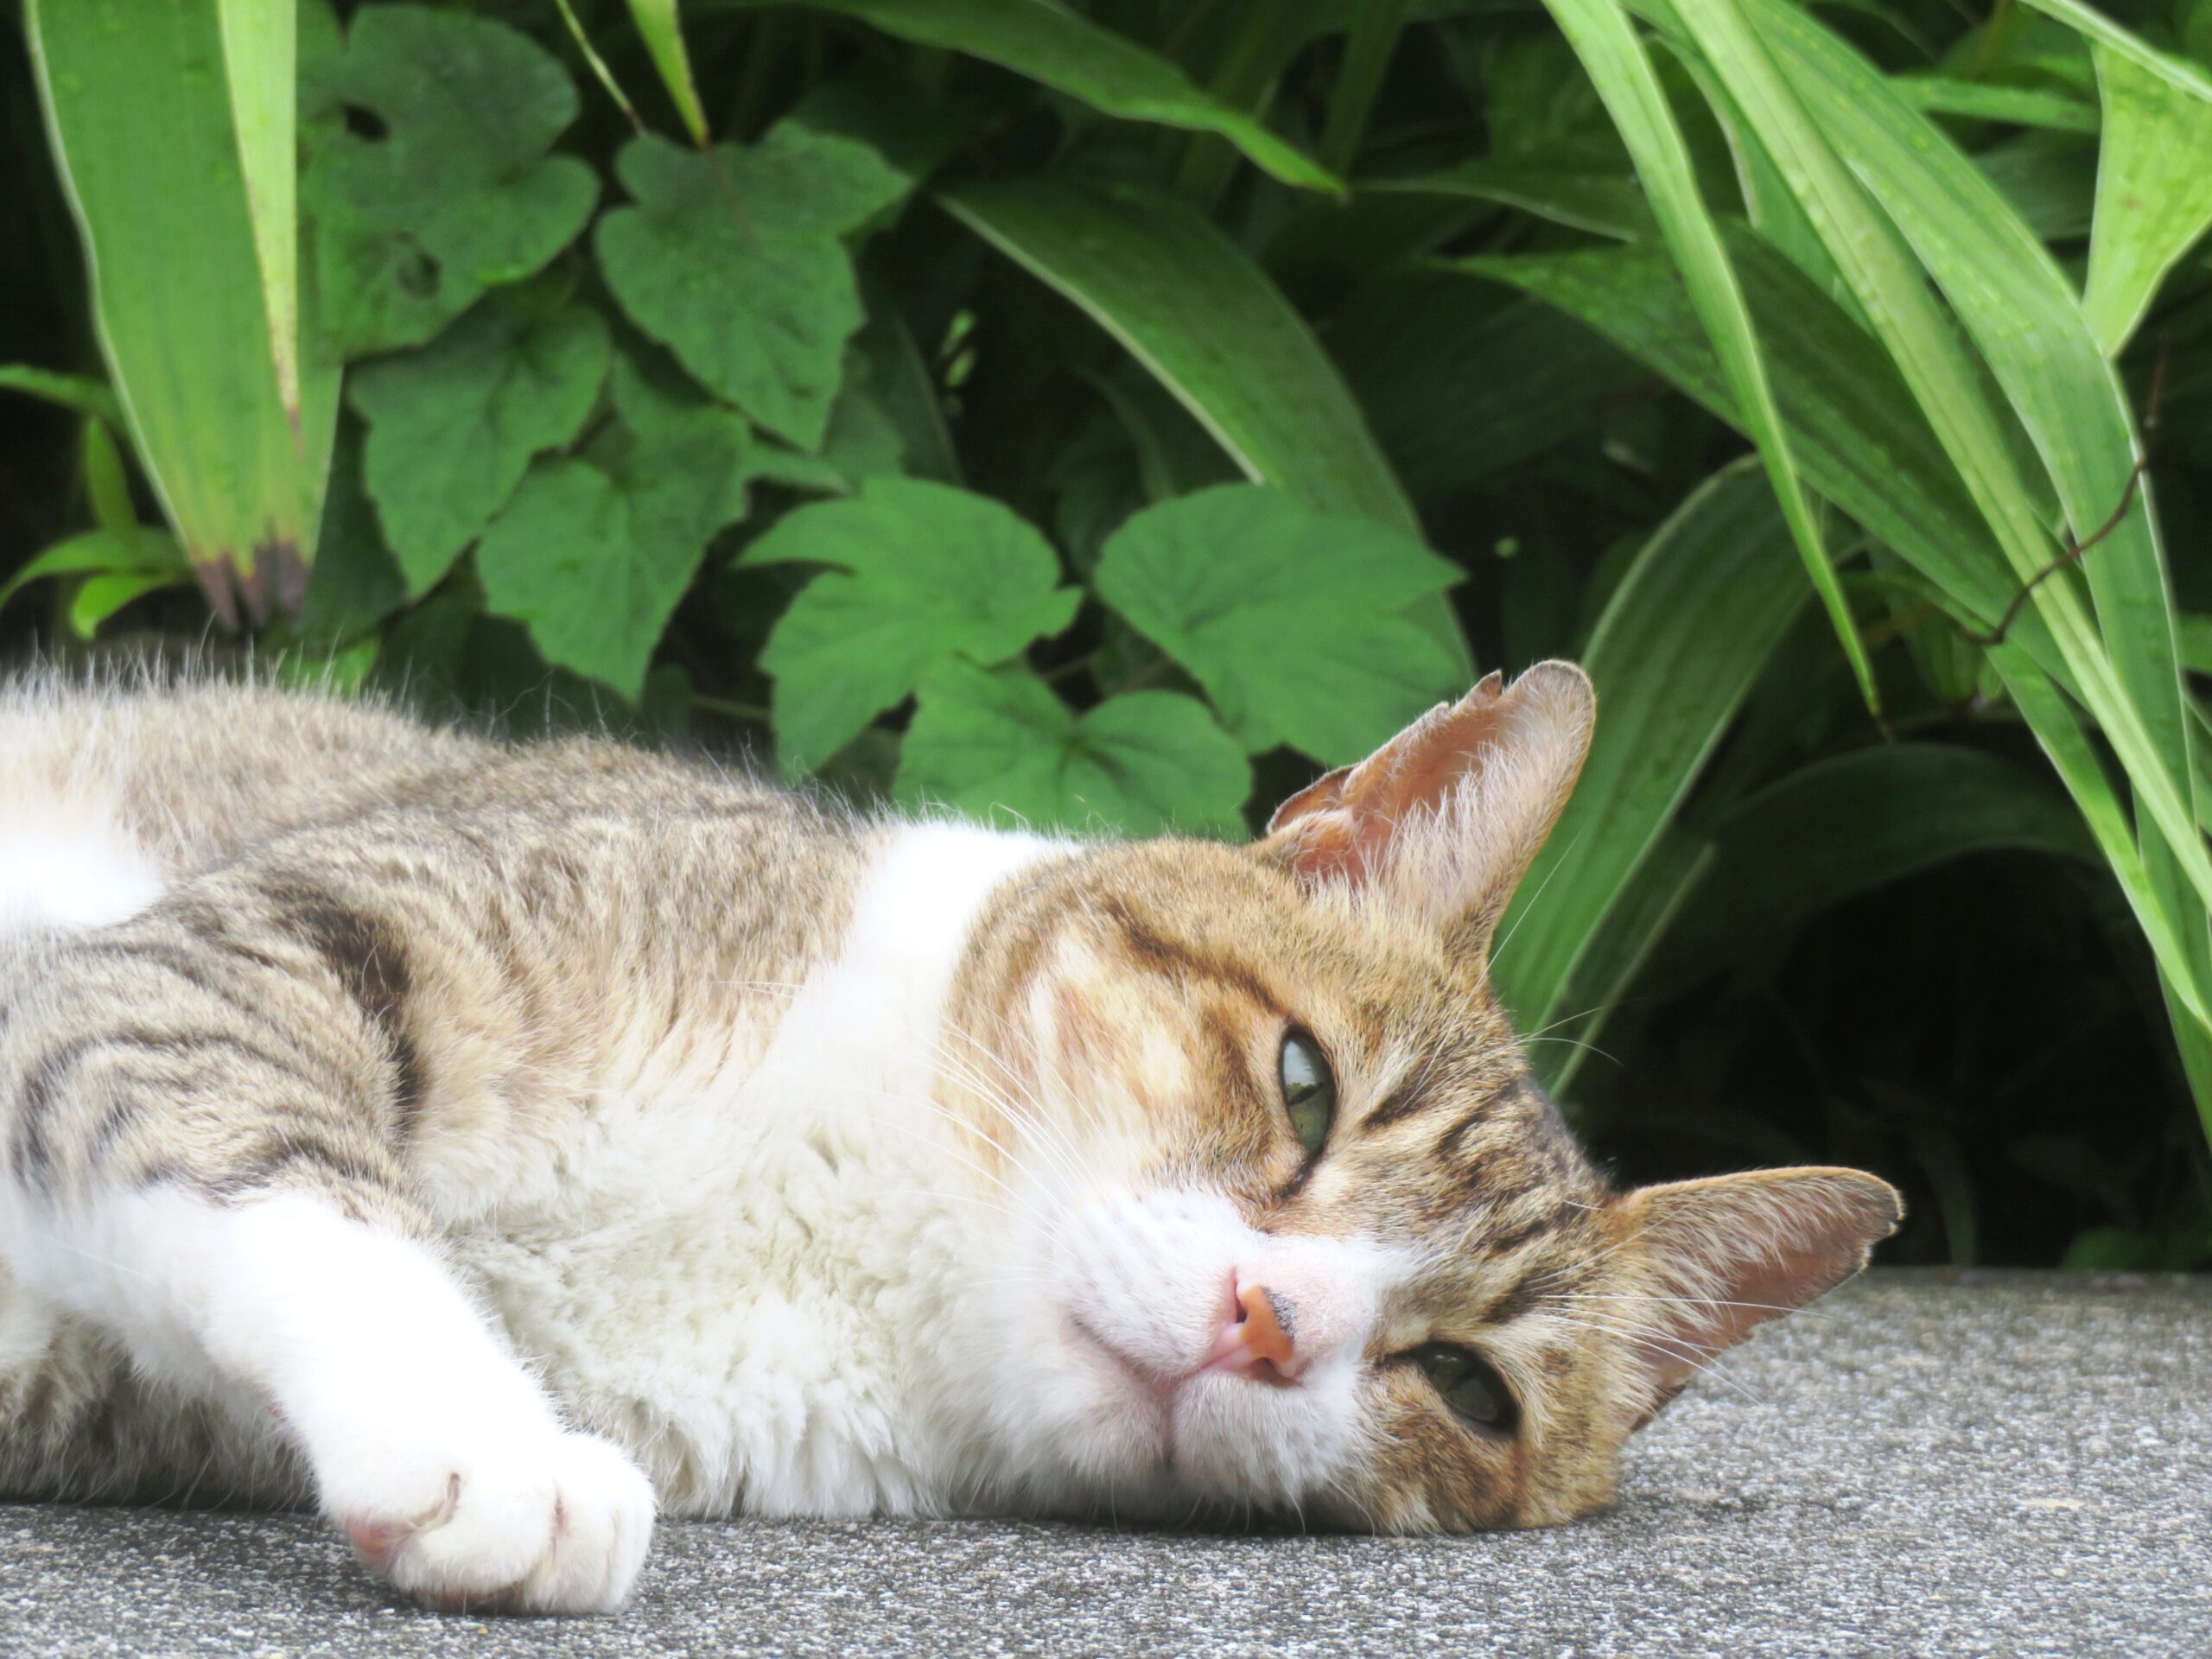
[1407,1342,1518,1435]
[1278,1029,1336,1156]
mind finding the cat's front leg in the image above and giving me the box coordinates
[23,1185,654,1612]
[0,880,656,1613]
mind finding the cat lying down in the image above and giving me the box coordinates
[0,662,1897,1613]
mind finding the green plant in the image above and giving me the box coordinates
[3,0,2210,1267]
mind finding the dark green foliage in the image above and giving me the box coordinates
[5,0,2212,1267]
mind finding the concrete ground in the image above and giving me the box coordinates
[0,1270,2204,1658]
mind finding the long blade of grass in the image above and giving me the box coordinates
[1637,0,2212,961]
[28,0,327,625]
[1491,459,1809,1033]
[939,178,1419,537]
[629,0,711,145]
[2081,43,2212,358]
[1541,0,1882,719]
[722,0,1340,193]
[0,365,123,429]
[215,0,298,429]
[1719,0,2212,1075]
[1456,236,2037,666]
[1540,829,1714,1095]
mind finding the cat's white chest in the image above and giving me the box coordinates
[448,823,1059,1519]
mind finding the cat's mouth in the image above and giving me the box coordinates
[1064,1311,1277,1477]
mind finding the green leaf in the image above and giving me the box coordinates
[740,478,1083,773]
[597,129,912,448]
[0,526,189,611]
[1362,157,1656,239]
[474,376,752,698]
[898,660,1251,836]
[1695,0,2212,1120]
[29,0,330,624]
[1891,74,2100,131]
[70,570,188,639]
[1091,484,1464,766]
[217,0,302,425]
[1329,277,1646,506]
[715,0,1338,194]
[349,301,611,596]
[1543,0,1880,718]
[304,5,599,356]
[1458,236,2024,641]
[628,0,709,145]
[1492,461,1810,1032]
[2082,43,2212,356]
[1540,828,1714,1094]
[938,180,1418,537]
[0,365,123,429]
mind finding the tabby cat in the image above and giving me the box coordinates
[0,661,1897,1614]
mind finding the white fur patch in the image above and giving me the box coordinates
[3,1188,654,1612]
[445,818,1070,1521]
[0,800,165,933]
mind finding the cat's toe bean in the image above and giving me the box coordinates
[340,1429,655,1616]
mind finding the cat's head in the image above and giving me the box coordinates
[941,663,1899,1530]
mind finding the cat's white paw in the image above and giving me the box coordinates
[333,1427,656,1615]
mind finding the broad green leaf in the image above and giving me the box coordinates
[1492,461,1809,1032]
[1891,74,2099,131]
[899,661,1251,836]
[304,6,599,356]
[29,0,324,624]
[597,129,912,448]
[715,0,1338,194]
[740,479,1083,772]
[2082,44,2212,356]
[943,176,1469,677]
[350,302,611,595]
[1091,484,1463,766]
[474,379,752,698]
[1361,157,1656,239]
[629,0,709,144]
[0,365,123,429]
[0,526,189,611]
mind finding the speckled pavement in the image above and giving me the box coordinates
[1,1270,2204,1658]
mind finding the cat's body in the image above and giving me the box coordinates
[0,664,1898,1613]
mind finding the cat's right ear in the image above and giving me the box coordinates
[1254,662,1595,959]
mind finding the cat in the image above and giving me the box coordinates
[0,659,1898,1614]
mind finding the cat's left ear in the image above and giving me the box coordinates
[1608,1166,1903,1427]
[1255,662,1595,958]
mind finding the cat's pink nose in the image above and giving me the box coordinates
[1205,1274,1303,1381]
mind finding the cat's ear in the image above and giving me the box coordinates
[1255,662,1595,957]
[1608,1167,1902,1427]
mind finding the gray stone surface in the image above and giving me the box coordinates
[0,1270,2205,1658]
